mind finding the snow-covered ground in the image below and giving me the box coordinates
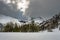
[0,32,60,40]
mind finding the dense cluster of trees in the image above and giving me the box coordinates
[1,13,60,32]
[3,20,40,32]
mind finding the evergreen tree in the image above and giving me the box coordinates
[13,23,20,32]
[3,22,13,32]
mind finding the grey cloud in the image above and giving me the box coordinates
[25,0,60,19]
[0,0,23,20]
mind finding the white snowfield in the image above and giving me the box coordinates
[0,31,60,40]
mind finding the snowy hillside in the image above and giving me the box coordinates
[0,14,44,26]
[34,17,44,24]
[0,14,25,26]
[0,14,19,23]
[24,17,44,24]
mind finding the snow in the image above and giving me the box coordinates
[0,32,60,40]
[0,14,24,26]
[0,14,18,23]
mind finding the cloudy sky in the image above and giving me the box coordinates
[26,0,60,19]
[0,0,30,20]
[0,0,60,20]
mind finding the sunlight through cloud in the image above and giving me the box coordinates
[3,0,30,15]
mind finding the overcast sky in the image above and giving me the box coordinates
[26,0,60,19]
[0,0,22,19]
[0,0,60,20]
[0,0,29,20]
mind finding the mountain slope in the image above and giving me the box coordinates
[0,14,19,24]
